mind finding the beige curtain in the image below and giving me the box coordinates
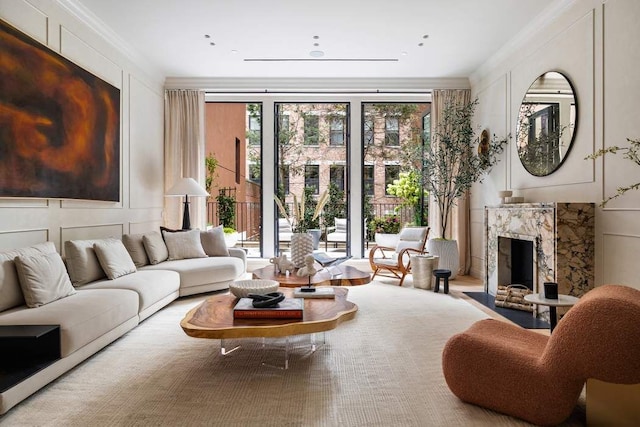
[164,90,206,229]
[429,89,472,276]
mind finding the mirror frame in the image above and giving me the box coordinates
[516,71,578,177]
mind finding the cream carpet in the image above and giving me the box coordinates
[0,282,585,426]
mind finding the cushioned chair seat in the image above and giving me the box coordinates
[0,289,139,357]
[442,284,640,426]
[369,226,429,286]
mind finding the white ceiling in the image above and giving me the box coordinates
[72,0,558,80]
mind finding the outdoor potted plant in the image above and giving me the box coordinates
[275,187,329,267]
[369,215,402,248]
[424,98,507,278]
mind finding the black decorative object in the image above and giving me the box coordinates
[544,282,559,299]
[249,292,285,308]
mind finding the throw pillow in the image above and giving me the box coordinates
[14,252,76,308]
[0,242,57,311]
[162,228,207,260]
[122,234,149,267]
[93,239,137,280]
[64,239,108,286]
[142,232,169,265]
[200,226,229,257]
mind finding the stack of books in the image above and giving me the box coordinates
[233,297,304,319]
[293,287,336,299]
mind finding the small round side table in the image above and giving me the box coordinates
[524,293,579,333]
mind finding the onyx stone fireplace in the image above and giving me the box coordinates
[485,202,595,317]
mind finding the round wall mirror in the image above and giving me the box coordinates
[516,71,577,176]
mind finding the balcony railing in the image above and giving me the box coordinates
[206,201,422,247]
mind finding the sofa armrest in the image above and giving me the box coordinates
[228,248,247,269]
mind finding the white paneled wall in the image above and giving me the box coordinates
[470,0,640,288]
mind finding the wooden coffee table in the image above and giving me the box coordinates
[180,287,357,339]
[181,287,357,368]
[252,264,371,287]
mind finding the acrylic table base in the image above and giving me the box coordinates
[220,333,326,370]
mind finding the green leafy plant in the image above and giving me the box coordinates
[216,189,236,230]
[275,187,329,233]
[424,98,508,238]
[204,153,218,195]
[368,215,402,235]
[386,170,428,225]
[585,137,640,206]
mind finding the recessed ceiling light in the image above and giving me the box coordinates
[210,42,215,46]
[204,34,210,38]
[418,42,424,47]
[310,50,325,58]
[314,43,319,47]
[313,35,320,39]
[231,50,238,54]
[422,34,429,39]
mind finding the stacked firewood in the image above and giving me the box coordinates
[495,284,534,312]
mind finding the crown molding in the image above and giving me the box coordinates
[164,77,470,92]
[469,0,580,86]
[55,0,164,84]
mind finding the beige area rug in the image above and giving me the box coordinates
[0,282,585,427]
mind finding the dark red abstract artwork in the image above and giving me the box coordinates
[0,19,120,202]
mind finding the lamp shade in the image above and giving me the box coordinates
[165,177,209,197]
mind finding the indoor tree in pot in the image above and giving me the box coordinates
[424,98,507,278]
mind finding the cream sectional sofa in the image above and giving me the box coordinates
[0,228,246,414]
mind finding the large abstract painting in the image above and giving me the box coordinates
[0,19,120,202]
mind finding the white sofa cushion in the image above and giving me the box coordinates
[14,251,76,308]
[93,239,137,280]
[80,270,180,315]
[0,242,57,312]
[200,226,229,257]
[162,229,207,260]
[141,256,244,290]
[64,239,108,286]
[122,233,149,267]
[0,288,139,357]
[143,232,169,265]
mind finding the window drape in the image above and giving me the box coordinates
[164,90,206,229]
[429,89,472,276]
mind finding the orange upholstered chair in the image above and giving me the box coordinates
[442,284,640,426]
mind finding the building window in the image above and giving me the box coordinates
[330,117,345,145]
[385,117,399,146]
[304,115,319,145]
[305,164,320,194]
[278,114,290,145]
[364,117,374,145]
[363,165,374,196]
[385,165,400,195]
[330,164,345,191]
[248,115,261,145]
[248,163,260,184]
[235,137,241,184]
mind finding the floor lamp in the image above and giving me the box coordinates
[165,177,209,230]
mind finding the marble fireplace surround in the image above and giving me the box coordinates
[485,203,595,316]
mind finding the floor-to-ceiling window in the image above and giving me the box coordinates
[204,102,263,257]
[275,103,349,256]
[362,103,431,243]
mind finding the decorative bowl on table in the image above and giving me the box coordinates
[229,279,279,298]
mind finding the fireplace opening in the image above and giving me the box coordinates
[498,237,534,290]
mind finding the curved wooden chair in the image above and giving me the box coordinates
[442,284,640,426]
[368,226,429,286]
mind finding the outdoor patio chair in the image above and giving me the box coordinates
[368,226,429,286]
[278,218,293,246]
[325,218,347,250]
